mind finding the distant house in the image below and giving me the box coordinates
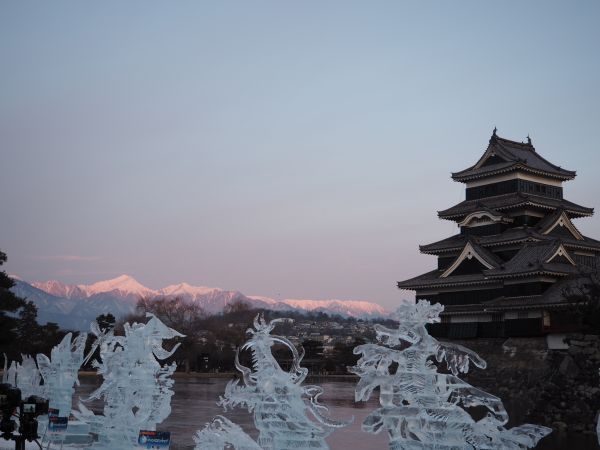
[398,129,600,338]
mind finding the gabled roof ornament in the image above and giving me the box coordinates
[526,134,535,151]
[489,127,498,144]
[440,240,500,278]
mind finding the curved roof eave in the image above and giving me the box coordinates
[452,164,576,182]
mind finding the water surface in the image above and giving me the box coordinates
[74,376,596,449]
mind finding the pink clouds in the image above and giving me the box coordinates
[30,255,101,262]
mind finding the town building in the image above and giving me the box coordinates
[397,129,600,337]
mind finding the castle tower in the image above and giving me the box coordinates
[397,129,600,338]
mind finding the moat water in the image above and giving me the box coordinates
[73,376,597,449]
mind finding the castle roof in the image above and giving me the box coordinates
[396,269,496,290]
[451,132,576,182]
[420,228,537,254]
[420,216,600,255]
[484,240,578,278]
[439,240,503,278]
[438,192,593,220]
[398,239,582,290]
[442,275,590,314]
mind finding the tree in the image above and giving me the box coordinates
[16,301,42,355]
[0,250,26,311]
[0,249,68,358]
[330,338,365,373]
[96,313,116,332]
[563,265,600,331]
[223,299,252,314]
[134,296,205,372]
[0,249,28,357]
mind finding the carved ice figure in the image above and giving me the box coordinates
[597,413,600,447]
[194,416,262,450]
[349,300,552,449]
[1,355,16,386]
[74,313,183,449]
[3,354,45,398]
[36,332,87,417]
[15,355,44,398]
[195,314,349,450]
[597,369,600,446]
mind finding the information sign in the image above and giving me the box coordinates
[137,430,171,449]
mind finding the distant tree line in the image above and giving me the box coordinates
[118,296,377,374]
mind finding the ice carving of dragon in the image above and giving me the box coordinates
[194,415,262,450]
[349,300,552,449]
[2,354,44,399]
[597,368,600,446]
[196,314,350,450]
[73,313,183,449]
[36,332,88,417]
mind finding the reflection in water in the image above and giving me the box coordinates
[74,376,596,450]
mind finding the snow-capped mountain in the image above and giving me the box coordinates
[155,286,271,314]
[32,274,156,300]
[247,296,387,318]
[12,275,389,330]
[12,277,145,330]
[280,298,386,317]
[30,280,89,299]
[158,282,217,298]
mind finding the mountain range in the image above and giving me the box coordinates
[10,275,388,330]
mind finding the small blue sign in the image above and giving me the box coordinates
[137,430,171,449]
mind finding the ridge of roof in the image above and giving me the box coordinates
[452,131,576,181]
[495,135,574,175]
[534,208,565,231]
[536,208,585,240]
[397,271,497,289]
[420,226,600,255]
[483,240,578,277]
[440,239,503,278]
[466,238,504,266]
[438,192,594,219]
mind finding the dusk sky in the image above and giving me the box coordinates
[1,2,599,310]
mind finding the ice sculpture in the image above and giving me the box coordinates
[597,413,600,447]
[349,300,552,449]
[194,416,262,450]
[597,369,600,446]
[2,354,44,398]
[195,314,349,450]
[36,332,88,417]
[74,313,183,449]
[16,355,44,398]
[1,355,17,387]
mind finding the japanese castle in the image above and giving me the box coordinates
[397,129,599,337]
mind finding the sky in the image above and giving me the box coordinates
[1,1,599,310]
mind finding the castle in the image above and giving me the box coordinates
[397,129,599,337]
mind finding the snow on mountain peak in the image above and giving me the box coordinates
[25,274,390,326]
[246,295,279,305]
[281,298,387,317]
[31,279,88,299]
[247,296,388,317]
[158,282,218,297]
[79,274,156,297]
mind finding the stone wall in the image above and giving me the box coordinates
[448,335,600,438]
